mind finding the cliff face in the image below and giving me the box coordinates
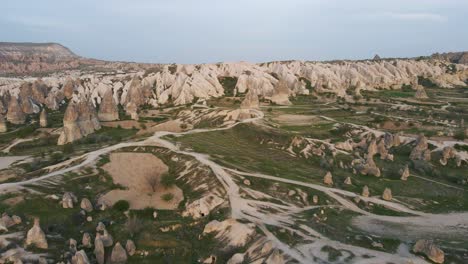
[0,42,93,75]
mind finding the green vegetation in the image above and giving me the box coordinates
[113,200,130,212]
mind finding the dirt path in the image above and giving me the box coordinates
[0,109,459,263]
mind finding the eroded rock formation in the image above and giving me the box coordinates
[58,100,101,145]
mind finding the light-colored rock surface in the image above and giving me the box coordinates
[323,171,333,185]
[344,177,352,185]
[39,108,47,127]
[71,250,90,264]
[98,89,119,121]
[6,96,26,124]
[0,114,7,132]
[82,233,92,248]
[62,192,77,208]
[182,194,224,219]
[110,242,128,264]
[413,240,444,263]
[410,135,431,161]
[400,165,410,181]
[227,253,245,264]
[362,185,370,197]
[203,219,256,247]
[94,236,105,264]
[25,218,48,249]
[125,239,136,256]
[58,100,101,145]
[382,188,392,201]
[80,198,93,212]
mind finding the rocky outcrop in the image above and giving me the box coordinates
[39,108,48,127]
[25,218,48,249]
[415,86,429,99]
[98,89,119,121]
[94,236,105,264]
[82,233,92,248]
[125,240,136,256]
[62,192,77,208]
[410,135,431,161]
[432,51,468,64]
[58,100,101,145]
[413,240,444,263]
[240,89,260,109]
[6,96,26,124]
[203,219,256,247]
[80,198,93,213]
[362,185,370,197]
[382,188,392,201]
[323,171,333,185]
[439,146,456,166]
[110,242,128,264]
[0,114,7,132]
[71,250,90,264]
[400,165,410,181]
[0,42,85,75]
[182,194,224,219]
[344,177,352,185]
[270,79,291,105]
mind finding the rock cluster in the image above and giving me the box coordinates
[413,240,444,263]
[98,89,119,121]
[382,188,392,201]
[58,100,101,145]
[410,135,431,161]
[6,96,26,124]
[400,165,410,181]
[25,218,48,249]
[323,171,333,185]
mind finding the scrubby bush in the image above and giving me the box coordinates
[113,200,130,212]
[161,193,174,201]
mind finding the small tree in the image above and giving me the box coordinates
[146,173,158,192]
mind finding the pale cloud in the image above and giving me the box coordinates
[2,15,78,32]
[384,12,448,22]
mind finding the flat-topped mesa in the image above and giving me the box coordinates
[57,99,101,145]
[6,96,26,124]
[0,42,82,75]
[98,89,119,121]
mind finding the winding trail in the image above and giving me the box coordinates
[2,109,466,263]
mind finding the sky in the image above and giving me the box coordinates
[1,0,468,64]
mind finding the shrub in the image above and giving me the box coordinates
[113,200,130,212]
[161,193,174,201]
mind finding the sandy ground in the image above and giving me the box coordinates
[137,120,183,135]
[273,114,322,126]
[0,156,29,170]
[99,152,183,210]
